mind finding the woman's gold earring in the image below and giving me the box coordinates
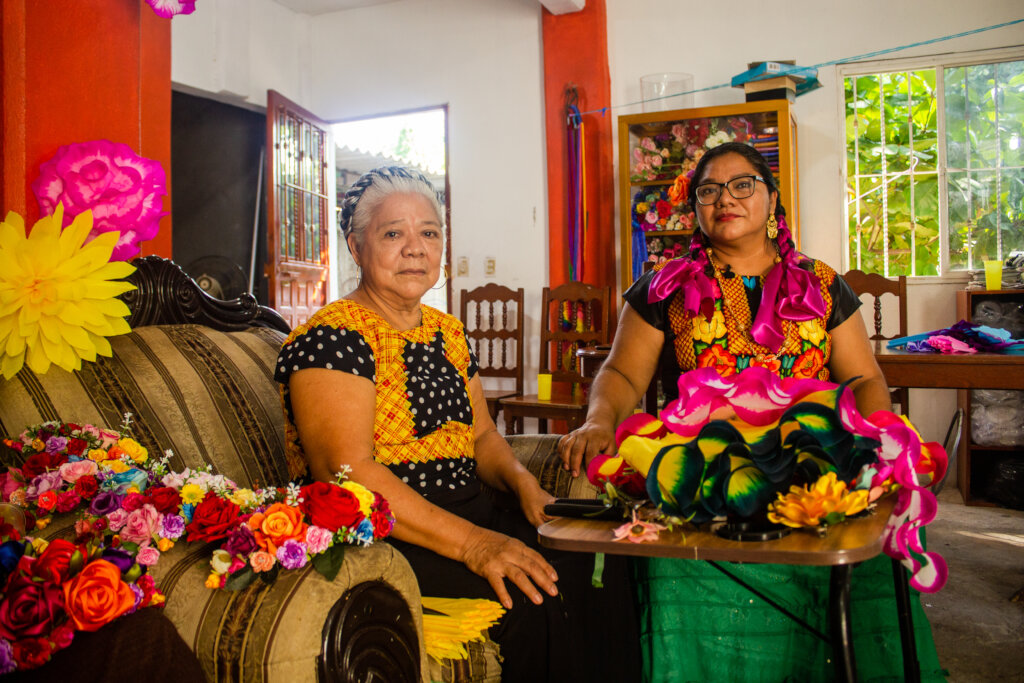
[431,266,449,290]
[766,215,779,239]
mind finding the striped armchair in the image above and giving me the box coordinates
[0,257,598,683]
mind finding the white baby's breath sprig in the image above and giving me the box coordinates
[285,482,304,507]
[333,464,353,485]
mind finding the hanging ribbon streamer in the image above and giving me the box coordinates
[565,85,586,283]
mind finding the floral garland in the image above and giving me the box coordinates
[0,418,394,674]
[587,367,948,593]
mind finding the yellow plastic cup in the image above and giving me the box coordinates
[983,260,1003,291]
[537,373,552,401]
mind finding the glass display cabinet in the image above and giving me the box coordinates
[617,100,800,292]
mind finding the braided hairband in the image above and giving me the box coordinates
[338,166,441,237]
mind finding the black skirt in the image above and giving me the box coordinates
[389,487,641,683]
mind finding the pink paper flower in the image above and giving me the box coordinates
[925,335,977,354]
[58,460,99,484]
[31,140,167,260]
[136,547,161,567]
[613,510,667,544]
[145,0,197,18]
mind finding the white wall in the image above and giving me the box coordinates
[171,0,313,108]
[607,0,1024,448]
[172,0,1024,445]
[310,0,549,402]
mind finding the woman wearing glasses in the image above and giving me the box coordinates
[559,142,943,681]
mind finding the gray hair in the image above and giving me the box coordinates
[340,166,445,252]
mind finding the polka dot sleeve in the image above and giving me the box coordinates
[274,325,376,384]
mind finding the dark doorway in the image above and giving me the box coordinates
[171,91,268,304]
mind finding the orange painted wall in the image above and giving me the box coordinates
[1,0,172,257]
[541,0,615,308]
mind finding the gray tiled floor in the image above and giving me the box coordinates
[923,487,1024,682]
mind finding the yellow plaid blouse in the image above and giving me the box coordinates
[276,300,480,497]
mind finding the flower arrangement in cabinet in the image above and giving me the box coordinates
[630,116,753,267]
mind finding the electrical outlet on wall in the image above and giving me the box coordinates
[484,257,496,277]
[456,256,469,277]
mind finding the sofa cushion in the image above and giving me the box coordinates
[0,325,290,489]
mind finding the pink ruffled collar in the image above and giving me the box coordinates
[648,254,827,352]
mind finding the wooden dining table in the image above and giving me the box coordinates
[539,496,919,683]
[873,343,1024,390]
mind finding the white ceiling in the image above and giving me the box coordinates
[272,0,401,15]
[272,0,584,16]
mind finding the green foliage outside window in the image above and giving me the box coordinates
[845,59,1024,276]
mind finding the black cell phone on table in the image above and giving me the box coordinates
[544,498,624,520]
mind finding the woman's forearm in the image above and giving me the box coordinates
[585,362,647,429]
[339,458,481,561]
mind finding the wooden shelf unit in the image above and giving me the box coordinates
[955,288,1024,507]
[617,100,799,293]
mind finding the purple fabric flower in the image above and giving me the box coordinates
[31,139,167,261]
[223,525,258,557]
[45,436,68,454]
[0,638,14,675]
[160,513,185,540]
[88,491,124,517]
[101,547,134,573]
[145,0,197,18]
[275,540,308,570]
[26,471,64,501]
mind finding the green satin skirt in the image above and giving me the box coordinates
[633,553,946,682]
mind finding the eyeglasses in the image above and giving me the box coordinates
[693,175,766,205]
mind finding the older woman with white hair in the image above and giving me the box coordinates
[275,167,639,682]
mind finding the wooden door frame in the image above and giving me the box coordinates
[331,104,451,312]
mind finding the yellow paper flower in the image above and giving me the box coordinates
[180,483,205,505]
[341,481,375,517]
[766,471,870,529]
[101,459,129,473]
[229,488,258,509]
[117,437,148,464]
[0,205,136,379]
[87,448,108,462]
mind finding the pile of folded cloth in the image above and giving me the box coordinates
[887,320,1024,354]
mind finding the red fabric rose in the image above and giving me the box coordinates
[56,490,81,514]
[0,571,66,640]
[21,452,67,479]
[33,538,84,583]
[145,486,182,515]
[185,492,241,542]
[299,481,363,532]
[35,490,58,512]
[65,438,88,456]
[12,636,54,671]
[370,510,393,539]
[74,474,99,500]
[121,492,146,512]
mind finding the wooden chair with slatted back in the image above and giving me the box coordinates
[459,284,525,425]
[843,269,910,415]
[500,282,612,434]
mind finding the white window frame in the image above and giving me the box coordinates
[837,45,1024,282]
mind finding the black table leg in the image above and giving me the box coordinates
[829,564,856,683]
[892,559,921,682]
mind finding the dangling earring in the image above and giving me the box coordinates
[766,215,779,239]
[431,266,449,290]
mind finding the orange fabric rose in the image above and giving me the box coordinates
[62,559,136,631]
[246,502,308,554]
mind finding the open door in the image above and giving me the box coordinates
[265,90,335,329]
